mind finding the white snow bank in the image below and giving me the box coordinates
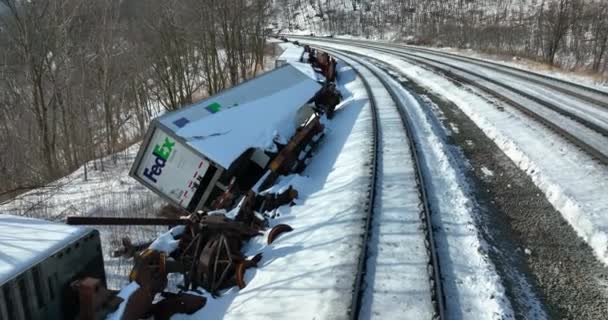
[0,215,89,285]
[0,144,153,219]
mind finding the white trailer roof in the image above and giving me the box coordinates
[0,215,89,285]
[159,62,323,169]
[276,43,305,63]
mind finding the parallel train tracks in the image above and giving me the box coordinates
[299,36,608,109]
[299,37,608,167]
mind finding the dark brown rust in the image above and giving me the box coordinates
[311,82,343,119]
[235,191,266,229]
[72,277,122,320]
[267,224,294,245]
[257,186,299,213]
[112,237,152,258]
[260,117,324,190]
[150,292,207,320]
[235,263,247,289]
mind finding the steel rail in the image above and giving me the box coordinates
[319,46,446,320]
[304,40,608,166]
[290,35,608,109]
[311,40,608,139]
[326,47,380,320]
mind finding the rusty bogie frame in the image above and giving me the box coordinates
[199,234,233,294]
[258,116,325,191]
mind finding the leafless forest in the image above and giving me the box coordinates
[0,0,271,196]
[276,0,608,70]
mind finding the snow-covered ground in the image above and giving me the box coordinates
[301,40,608,269]
[0,145,153,220]
[9,35,607,319]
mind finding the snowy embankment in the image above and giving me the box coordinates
[308,41,608,266]
[173,61,373,319]
[0,145,153,219]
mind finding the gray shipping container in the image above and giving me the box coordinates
[129,62,322,212]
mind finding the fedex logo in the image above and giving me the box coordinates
[143,137,175,183]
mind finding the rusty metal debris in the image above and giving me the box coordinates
[305,45,338,82]
[112,237,151,258]
[177,211,263,295]
[71,277,123,320]
[311,82,343,119]
[258,117,325,191]
[268,224,294,245]
[151,292,206,320]
[257,186,299,214]
[69,199,295,319]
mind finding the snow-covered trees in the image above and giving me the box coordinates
[276,0,608,72]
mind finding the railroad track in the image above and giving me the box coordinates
[300,38,608,166]
[293,36,608,109]
[318,47,446,319]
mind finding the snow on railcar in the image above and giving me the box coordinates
[129,62,324,213]
[0,215,105,320]
[275,43,305,68]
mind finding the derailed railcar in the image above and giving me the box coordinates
[129,62,326,213]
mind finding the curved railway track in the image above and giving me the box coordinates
[320,47,446,319]
[300,38,608,166]
[294,36,608,109]
[330,42,608,135]
[391,45,608,109]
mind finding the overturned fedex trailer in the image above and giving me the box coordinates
[130,63,324,212]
